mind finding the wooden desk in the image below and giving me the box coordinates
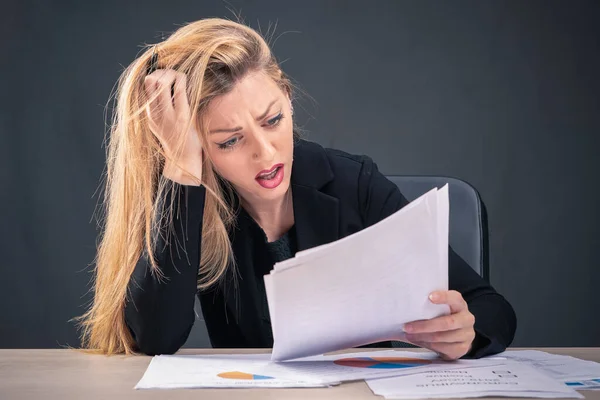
[1,348,599,400]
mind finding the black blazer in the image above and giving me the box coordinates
[124,139,516,357]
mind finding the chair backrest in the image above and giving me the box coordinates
[385,175,489,281]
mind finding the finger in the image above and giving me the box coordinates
[145,69,177,119]
[405,327,475,344]
[155,70,178,119]
[429,290,467,313]
[147,68,177,82]
[144,76,162,129]
[173,73,191,117]
[404,311,475,334]
[145,69,177,122]
[419,341,473,361]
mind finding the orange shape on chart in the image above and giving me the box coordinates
[217,371,273,380]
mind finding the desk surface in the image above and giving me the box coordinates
[1,348,599,400]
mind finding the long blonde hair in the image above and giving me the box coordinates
[77,18,293,355]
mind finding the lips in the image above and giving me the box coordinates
[256,163,284,179]
[255,163,285,189]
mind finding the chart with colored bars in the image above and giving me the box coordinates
[333,357,432,369]
[217,371,274,380]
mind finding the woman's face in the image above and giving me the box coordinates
[204,71,294,204]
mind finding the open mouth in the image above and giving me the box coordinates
[255,163,284,189]
[257,166,281,180]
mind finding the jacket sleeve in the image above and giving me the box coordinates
[198,284,251,348]
[358,156,517,358]
[124,183,206,355]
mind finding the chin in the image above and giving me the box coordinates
[253,180,290,201]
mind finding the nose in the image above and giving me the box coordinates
[252,130,276,163]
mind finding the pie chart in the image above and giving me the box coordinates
[333,357,432,369]
[217,371,274,380]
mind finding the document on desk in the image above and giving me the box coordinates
[134,353,328,389]
[366,360,584,399]
[495,350,600,389]
[265,185,451,361]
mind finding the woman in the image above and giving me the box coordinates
[78,18,516,359]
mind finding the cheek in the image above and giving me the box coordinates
[206,150,229,178]
[278,124,295,153]
[207,151,250,183]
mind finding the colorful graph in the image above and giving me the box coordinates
[217,371,274,380]
[333,357,432,369]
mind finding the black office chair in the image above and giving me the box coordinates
[384,175,489,349]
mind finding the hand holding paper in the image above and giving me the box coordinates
[403,289,477,360]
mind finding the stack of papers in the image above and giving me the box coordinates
[497,350,600,390]
[366,360,584,399]
[265,185,451,361]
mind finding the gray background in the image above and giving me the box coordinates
[1,0,598,349]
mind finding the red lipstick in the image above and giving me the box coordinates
[255,163,284,189]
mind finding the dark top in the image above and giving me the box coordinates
[258,226,298,345]
[265,227,297,263]
[124,139,517,358]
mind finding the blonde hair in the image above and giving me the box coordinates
[77,18,293,355]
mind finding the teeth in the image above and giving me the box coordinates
[259,167,278,180]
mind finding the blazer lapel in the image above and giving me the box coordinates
[291,139,340,252]
[292,185,339,251]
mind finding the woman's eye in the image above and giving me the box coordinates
[267,113,283,127]
[217,137,239,150]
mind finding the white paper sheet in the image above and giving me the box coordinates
[366,361,584,399]
[495,350,600,382]
[134,353,328,389]
[266,186,450,361]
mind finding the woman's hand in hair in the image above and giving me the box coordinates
[144,69,203,186]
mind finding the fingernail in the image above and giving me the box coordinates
[429,293,440,302]
[403,324,413,333]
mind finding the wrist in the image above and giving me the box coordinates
[162,161,202,186]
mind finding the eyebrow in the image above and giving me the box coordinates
[209,99,278,134]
